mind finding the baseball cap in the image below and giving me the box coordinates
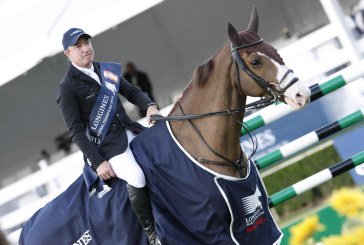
[62,28,91,51]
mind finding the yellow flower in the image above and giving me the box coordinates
[349,226,364,244]
[330,188,364,218]
[341,232,360,245]
[321,235,345,245]
[289,214,325,245]
[321,226,364,245]
[360,211,364,225]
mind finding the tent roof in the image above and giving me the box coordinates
[0,0,164,87]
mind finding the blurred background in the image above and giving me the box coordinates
[1,0,364,244]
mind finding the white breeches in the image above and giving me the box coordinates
[108,130,146,188]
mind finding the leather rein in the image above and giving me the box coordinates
[151,39,299,170]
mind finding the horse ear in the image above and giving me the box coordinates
[247,6,259,33]
[227,22,243,47]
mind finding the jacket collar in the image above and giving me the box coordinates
[69,62,102,86]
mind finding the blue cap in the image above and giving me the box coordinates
[62,28,91,51]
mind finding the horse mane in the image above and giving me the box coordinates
[168,44,230,115]
[195,59,214,87]
[168,58,215,115]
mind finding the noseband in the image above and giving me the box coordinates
[230,38,298,102]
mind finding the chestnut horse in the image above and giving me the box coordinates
[167,9,310,178]
[131,6,311,245]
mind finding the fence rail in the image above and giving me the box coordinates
[268,151,364,207]
[255,107,364,169]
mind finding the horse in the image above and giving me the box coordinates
[19,6,310,245]
[130,6,310,245]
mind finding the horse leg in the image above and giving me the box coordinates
[127,185,160,245]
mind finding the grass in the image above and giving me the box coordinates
[262,144,354,222]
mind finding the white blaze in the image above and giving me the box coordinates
[258,52,311,110]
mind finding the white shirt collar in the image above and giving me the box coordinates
[72,63,95,75]
[72,63,101,85]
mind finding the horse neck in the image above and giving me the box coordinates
[170,45,247,177]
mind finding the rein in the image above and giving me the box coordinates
[177,103,246,169]
[150,97,273,122]
[150,38,298,171]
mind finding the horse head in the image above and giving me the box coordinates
[227,6,311,110]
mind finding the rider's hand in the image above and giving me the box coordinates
[96,161,116,180]
[147,105,161,125]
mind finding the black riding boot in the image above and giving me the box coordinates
[127,184,160,245]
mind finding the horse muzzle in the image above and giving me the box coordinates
[283,80,311,110]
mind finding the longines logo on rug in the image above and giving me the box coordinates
[241,185,264,226]
[73,230,92,245]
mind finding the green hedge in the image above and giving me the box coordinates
[262,144,354,217]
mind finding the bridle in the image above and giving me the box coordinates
[230,38,298,102]
[150,38,299,171]
[152,38,299,122]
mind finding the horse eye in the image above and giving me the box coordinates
[250,60,261,67]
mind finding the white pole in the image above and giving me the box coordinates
[320,0,362,63]
[38,159,59,193]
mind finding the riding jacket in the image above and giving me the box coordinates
[57,62,154,169]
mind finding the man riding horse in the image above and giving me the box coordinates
[19,6,310,245]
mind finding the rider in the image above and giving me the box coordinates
[57,28,160,245]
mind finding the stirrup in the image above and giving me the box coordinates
[146,225,161,245]
[149,235,161,245]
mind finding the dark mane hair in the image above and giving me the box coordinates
[168,58,214,115]
[168,45,230,115]
[194,59,214,87]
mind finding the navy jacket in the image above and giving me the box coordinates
[57,62,154,169]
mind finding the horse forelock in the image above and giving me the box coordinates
[238,30,285,65]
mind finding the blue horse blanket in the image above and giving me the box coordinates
[19,175,148,245]
[131,121,283,245]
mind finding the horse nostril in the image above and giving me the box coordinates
[294,92,310,107]
[295,92,304,101]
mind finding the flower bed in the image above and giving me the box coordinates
[281,187,364,245]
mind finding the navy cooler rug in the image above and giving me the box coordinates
[130,121,282,245]
[19,175,148,245]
